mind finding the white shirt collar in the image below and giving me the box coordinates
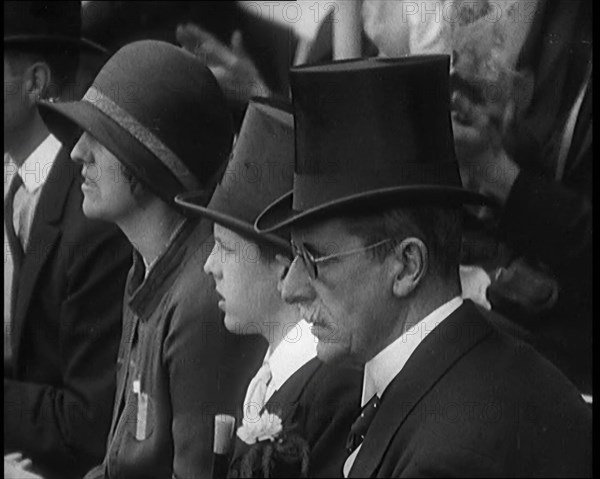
[362,296,463,406]
[18,134,62,192]
[264,319,317,398]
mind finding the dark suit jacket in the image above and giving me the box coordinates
[230,357,362,478]
[4,148,132,479]
[349,301,592,478]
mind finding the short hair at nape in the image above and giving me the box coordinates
[342,205,464,281]
[5,44,79,99]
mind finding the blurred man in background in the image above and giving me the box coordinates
[4,2,131,478]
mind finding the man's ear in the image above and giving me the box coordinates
[390,237,428,298]
[23,61,52,103]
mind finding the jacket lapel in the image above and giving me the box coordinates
[107,308,138,442]
[230,358,322,467]
[264,357,321,423]
[349,301,493,478]
[11,149,78,368]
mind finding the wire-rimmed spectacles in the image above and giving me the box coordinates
[290,238,394,280]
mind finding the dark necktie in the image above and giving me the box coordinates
[4,173,24,362]
[5,173,24,260]
[346,394,381,455]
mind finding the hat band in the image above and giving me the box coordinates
[293,161,461,210]
[82,86,201,191]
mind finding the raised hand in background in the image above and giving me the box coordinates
[176,23,271,107]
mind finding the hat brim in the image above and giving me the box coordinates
[5,35,108,55]
[37,99,183,204]
[255,186,495,233]
[175,192,292,256]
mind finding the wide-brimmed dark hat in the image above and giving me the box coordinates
[175,98,294,255]
[37,40,234,204]
[255,55,491,233]
[4,1,107,55]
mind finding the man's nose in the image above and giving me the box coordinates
[280,255,315,305]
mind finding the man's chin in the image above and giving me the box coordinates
[316,340,349,364]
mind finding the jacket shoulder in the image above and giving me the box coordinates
[378,316,592,477]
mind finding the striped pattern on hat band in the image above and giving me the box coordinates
[82,86,201,191]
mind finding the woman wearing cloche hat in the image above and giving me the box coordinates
[38,39,263,479]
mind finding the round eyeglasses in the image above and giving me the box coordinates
[290,238,393,280]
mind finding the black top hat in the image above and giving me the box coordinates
[175,98,294,255]
[4,1,107,54]
[255,56,491,233]
[37,40,234,205]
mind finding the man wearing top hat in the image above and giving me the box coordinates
[4,2,131,478]
[255,57,592,477]
[37,39,263,479]
[176,98,362,478]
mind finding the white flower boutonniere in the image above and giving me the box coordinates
[237,410,283,445]
[231,411,310,478]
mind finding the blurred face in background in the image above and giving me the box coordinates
[4,54,36,154]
